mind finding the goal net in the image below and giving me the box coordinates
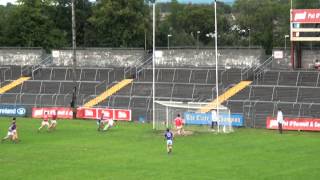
[154,100,233,133]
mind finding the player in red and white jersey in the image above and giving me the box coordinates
[103,118,115,131]
[100,111,115,131]
[49,110,58,130]
[38,112,50,132]
[174,114,185,135]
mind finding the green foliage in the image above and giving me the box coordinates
[157,2,232,47]
[88,0,148,47]
[1,118,320,180]
[0,0,317,52]
[233,0,290,53]
[294,0,320,9]
[1,0,67,50]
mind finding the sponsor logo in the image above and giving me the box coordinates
[32,107,74,119]
[266,117,320,131]
[294,12,307,21]
[184,112,244,126]
[17,108,26,115]
[269,119,278,128]
[117,111,128,118]
[0,105,26,116]
[85,110,93,117]
[34,109,43,116]
[103,111,111,117]
[78,108,131,121]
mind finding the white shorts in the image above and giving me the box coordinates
[42,121,50,126]
[108,121,114,126]
[51,120,57,124]
[176,126,183,130]
[7,131,13,136]
[167,140,173,145]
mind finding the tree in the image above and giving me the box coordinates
[294,0,320,9]
[5,0,67,50]
[156,1,232,47]
[0,4,15,45]
[44,0,93,47]
[233,0,290,54]
[88,0,148,47]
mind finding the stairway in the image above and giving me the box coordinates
[83,79,133,108]
[0,77,31,94]
[199,81,252,113]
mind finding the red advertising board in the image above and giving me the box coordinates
[33,107,132,121]
[77,107,131,121]
[32,107,73,119]
[291,9,320,23]
[266,117,320,131]
[114,109,131,121]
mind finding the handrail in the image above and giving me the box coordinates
[124,55,145,74]
[94,79,107,95]
[20,55,53,77]
[253,56,274,72]
[240,57,261,80]
[124,52,152,78]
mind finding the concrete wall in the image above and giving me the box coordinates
[52,48,145,67]
[272,49,291,69]
[301,49,320,69]
[0,48,43,66]
[0,48,264,68]
[155,48,264,68]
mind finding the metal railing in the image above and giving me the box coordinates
[225,98,320,128]
[21,55,52,77]
[124,53,152,79]
[253,56,274,83]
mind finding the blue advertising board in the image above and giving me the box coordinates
[0,105,26,117]
[184,112,211,125]
[184,112,244,127]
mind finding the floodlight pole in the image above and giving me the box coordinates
[71,0,77,118]
[72,0,77,83]
[167,34,172,50]
[214,0,219,132]
[248,28,251,49]
[284,35,289,57]
[197,31,200,50]
[152,1,156,129]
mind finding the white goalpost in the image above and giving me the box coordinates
[154,100,233,133]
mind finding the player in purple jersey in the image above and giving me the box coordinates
[1,117,18,143]
[164,128,174,154]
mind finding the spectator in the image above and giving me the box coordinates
[314,59,320,70]
[211,109,218,130]
[277,108,284,134]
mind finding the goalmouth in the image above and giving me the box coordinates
[154,100,233,133]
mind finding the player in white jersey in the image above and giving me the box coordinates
[103,118,115,131]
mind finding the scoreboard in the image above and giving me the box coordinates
[291,9,320,41]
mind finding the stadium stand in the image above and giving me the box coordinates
[227,67,320,128]
[0,48,265,120]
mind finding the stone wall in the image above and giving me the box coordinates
[0,48,43,66]
[0,48,265,68]
[52,48,145,67]
[155,48,264,68]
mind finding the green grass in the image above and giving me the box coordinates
[1,117,320,180]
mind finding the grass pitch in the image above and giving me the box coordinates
[1,118,320,180]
